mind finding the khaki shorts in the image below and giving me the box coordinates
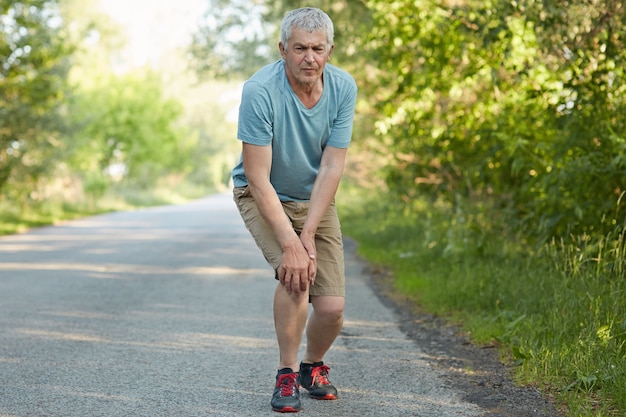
[233,187,345,297]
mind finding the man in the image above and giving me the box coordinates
[231,7,357,413]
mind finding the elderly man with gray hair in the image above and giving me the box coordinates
[231,6,357,413]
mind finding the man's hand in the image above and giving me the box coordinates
[300,231,317,287]
[278,238,313,294]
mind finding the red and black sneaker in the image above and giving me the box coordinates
[299,361,338,400]
[271,368,302,413]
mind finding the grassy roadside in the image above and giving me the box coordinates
[337,187,626,417]
[0,182,217,236]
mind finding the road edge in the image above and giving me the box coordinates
[343,237,565,417]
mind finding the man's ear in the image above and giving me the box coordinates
[279,42,286,59]
[327,44,334,61]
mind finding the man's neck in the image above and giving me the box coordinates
[289,77,324,109]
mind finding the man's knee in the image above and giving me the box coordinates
[312,297,345,323]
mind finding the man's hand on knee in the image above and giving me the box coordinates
[278,243,312,294]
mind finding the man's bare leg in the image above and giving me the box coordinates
[303,295,345,363]
[297,295,344,400]
[274,284,309,371]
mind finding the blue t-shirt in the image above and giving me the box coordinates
[231,60,357,202]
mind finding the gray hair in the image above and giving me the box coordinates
[280,7,334,51]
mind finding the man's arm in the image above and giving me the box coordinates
[242,142,313,294]
[300,146,348,258]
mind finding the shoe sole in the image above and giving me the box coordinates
[272,406,301,413]
[301,384,338,400]
[310,393,337,400]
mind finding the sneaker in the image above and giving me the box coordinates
[299,361,338,400]
[271,368,301,413]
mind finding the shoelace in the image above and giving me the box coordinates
[277,373,298,396]
[311,365,331,385]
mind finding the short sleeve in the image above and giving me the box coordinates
[237,80,274,146]
[327,75,358,149]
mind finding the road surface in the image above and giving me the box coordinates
[0,193,558,417]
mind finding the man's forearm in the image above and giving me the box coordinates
[302,164,343,236]
[247,180,301,249]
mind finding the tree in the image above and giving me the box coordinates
[68,72,194,188]
[58,0,204,196]
[0,0,73,197]
[362,0,625,238]
[524,0,626,235]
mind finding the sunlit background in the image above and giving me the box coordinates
[97,0,206,69]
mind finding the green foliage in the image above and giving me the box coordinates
[67,72,193,188]
[361,0,625,240]
[339,188,626,416]
[2,0,232,220]
[0,0,73,195]
[523,0,626,238]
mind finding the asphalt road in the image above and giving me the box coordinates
[0,193,486,417]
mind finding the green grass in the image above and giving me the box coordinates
[0,180,218,236]
[337,187,626,417]
[0,199,109,235]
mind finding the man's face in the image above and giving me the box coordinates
[280,27,333,88]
